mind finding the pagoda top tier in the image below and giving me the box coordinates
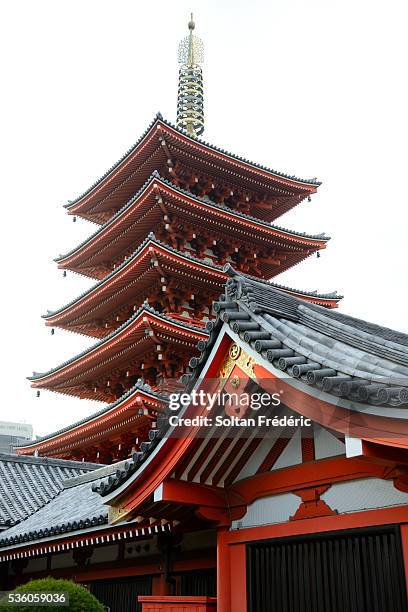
[65,115,320,224]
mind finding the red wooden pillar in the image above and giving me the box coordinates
[216,527,231,612]
[400,523,408,598]
[230,543,247,612]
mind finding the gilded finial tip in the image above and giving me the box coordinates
[177,11,204,137]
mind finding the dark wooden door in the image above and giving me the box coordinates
[247,526,408,612]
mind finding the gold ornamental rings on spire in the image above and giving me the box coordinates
[177,14,204,137]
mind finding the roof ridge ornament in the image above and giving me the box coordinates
[177,14,204,137]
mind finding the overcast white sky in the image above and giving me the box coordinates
[0,0,407,438]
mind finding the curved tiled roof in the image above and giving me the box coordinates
[0,457,175,548]
[29,302,208,382]
[189,266,408,406]
[92,428,163,497]
[17,381,168,449]
[47,234,224,319]
[0,454,100,527]
[64,114,162,209]
[0,461,172,550]
[0,468,113,547]
[65,114,320,210]
[56,173,328,263]
[92,268,408,497]
[46,233,340,320]
[159,117,321,185]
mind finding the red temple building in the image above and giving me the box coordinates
[1,16,407,612]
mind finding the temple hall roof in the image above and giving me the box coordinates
[0,453,100,528]
[92,268,408,497]
[189,267,408,404]
[0,471,110,544]
[0,461,170,556]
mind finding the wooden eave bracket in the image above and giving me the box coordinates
[393,468,408,493]
[290,485,337,520]
[154,187,170,216]
[154,479,246,527]
[229,456,388,506]
[156,129,173,164]
[143,319,161,344]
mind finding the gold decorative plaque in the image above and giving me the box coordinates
[229,344,241,360]
[218,342,257,382]
[108,505,132,525]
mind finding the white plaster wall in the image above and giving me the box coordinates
[231,492,299,529]
[322,478,408,513]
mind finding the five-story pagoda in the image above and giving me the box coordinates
[18,17,339,463]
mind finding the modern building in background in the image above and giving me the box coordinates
[0,16,407,612]
[0,422,32,454]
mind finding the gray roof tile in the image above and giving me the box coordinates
[92,268,408,497]
[0,462,126,547]
[0,454,100,528]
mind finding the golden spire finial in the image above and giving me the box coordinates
[177,14,204,137]
[187,13,195,66]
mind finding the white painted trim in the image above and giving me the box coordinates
[153,483,163,502]
[345,436,363,457]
